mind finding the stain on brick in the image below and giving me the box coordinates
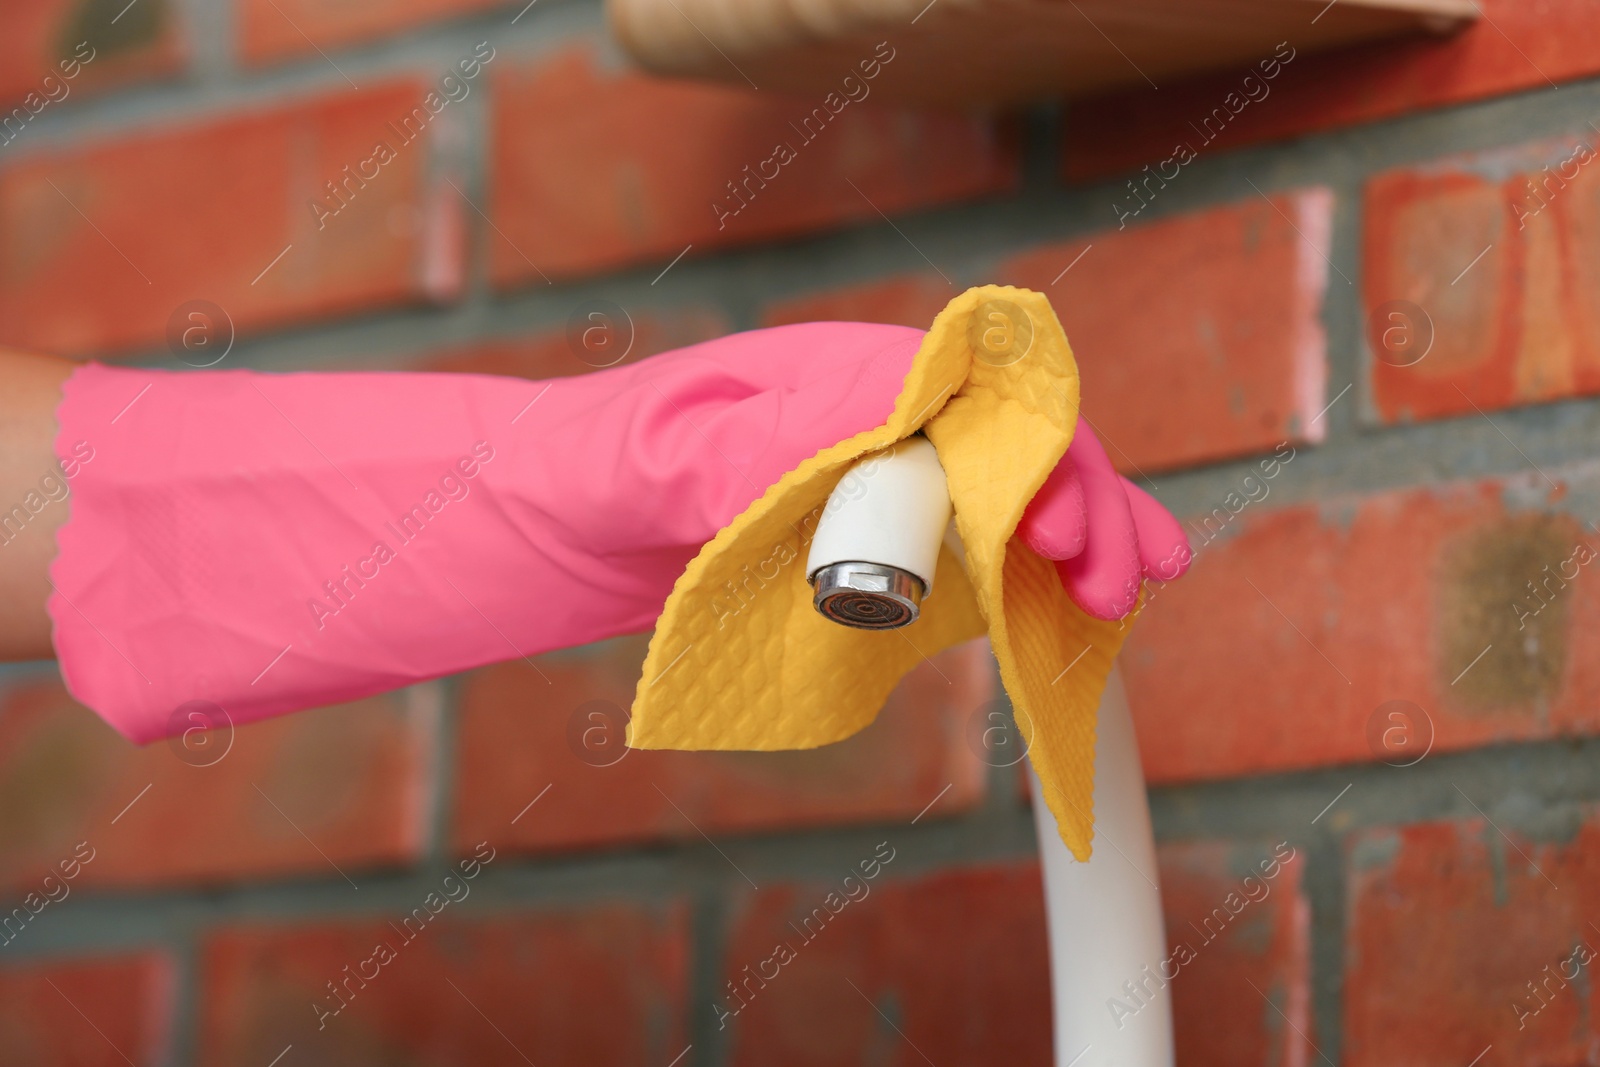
[0,706,119,859]
[1438,513,1581,711]
[1365,138,1600,423]
[63,0,167,58]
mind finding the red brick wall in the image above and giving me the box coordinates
[3,1,1600,1064]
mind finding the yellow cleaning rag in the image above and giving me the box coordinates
[626,285,1134,860]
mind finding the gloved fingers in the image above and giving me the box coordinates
[1016,455,1087,560]
[1055,419,1142,620]
[1122,477,1193,582]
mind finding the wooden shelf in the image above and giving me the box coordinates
[607,0,1479,107]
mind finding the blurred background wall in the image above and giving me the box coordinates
[3,0,1600,1064]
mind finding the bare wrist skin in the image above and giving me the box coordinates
[0,351,76,661]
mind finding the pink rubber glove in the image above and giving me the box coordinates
[1016,417,1192,620]
[51,323,1187,743]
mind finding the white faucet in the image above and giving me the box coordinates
[1031,667,1174,1067]
[807,437,1175,1067]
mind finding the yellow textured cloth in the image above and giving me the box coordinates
[626,285,1134,860]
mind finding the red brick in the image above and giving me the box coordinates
[421,308,729,379]
[450,636,993,856]
[488,46,1018,287]
[721,861,1052,1064]
[0,676,432,889]
[1003,190,1330,472]
[1122,460,1600,783]
[759,193,1331,475]
[1065,0,1600,181]
[719,847,1309,1065]
[0,953,173,1066]
[239,0,502,67]
[0,78,461,358]
[1344,813,1600,1067]
[1160,840,1313,1067]
[198,904,689,1065]
[1365,136,1600,422]
[761,275,955,330]
[0,2,184,112]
